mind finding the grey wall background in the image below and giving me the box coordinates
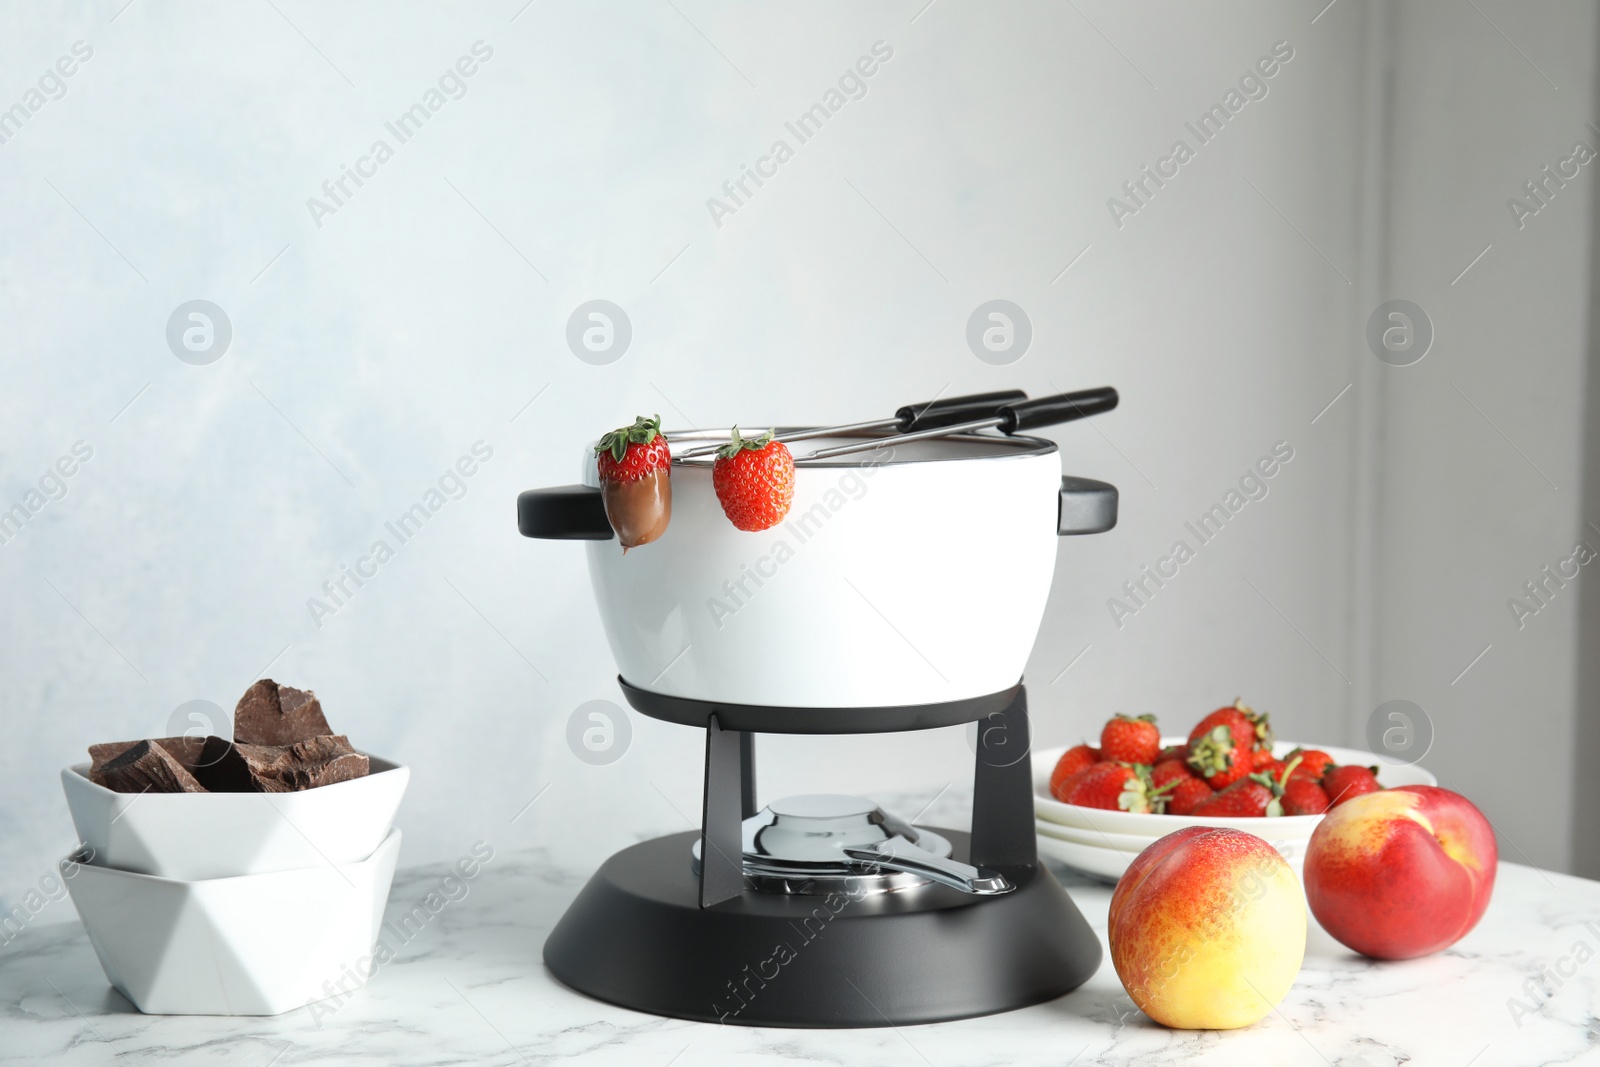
[2,0,1597,925]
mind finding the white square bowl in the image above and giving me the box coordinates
[61,755,408,880]
[63,827,401,1015]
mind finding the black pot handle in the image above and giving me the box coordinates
[1059,477,1117,535]
[518,486,614,540]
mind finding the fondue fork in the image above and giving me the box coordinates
[803,386,1119,461]
[675,390,1027,459]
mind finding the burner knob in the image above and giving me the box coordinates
[843,836,1013,896]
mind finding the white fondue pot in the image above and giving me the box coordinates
[519,409,1117,710]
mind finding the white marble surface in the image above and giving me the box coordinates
[4,788,1599,1067]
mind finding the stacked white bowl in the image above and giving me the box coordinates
[59,754,409,1015]
[1032,739,1436,883]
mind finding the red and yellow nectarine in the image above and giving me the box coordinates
[1304,784,1496,959]
[1109,827,1305,1029]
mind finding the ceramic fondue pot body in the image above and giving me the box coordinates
[521,429,1117,710]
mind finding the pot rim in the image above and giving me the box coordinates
[655,428,1060,468]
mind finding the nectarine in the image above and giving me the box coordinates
[1304,784,1496,959]
[1109,827,1305,1029]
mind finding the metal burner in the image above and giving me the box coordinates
[691,794,1012,896]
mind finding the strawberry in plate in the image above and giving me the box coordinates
[1150,757,1194,792]
[1165,777,1215,816]
[1190,756,1301,818]
[1055,763,1161,814]
[1185,700,1272,790]
[1282,777,1331,816]
[1101,714,1161,766]
[1286,747,1334,782]
[1323,764,1382,807]
[1049,744,1101,798]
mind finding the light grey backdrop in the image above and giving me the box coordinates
[3,0,1597,927]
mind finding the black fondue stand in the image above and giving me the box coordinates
[545,682,1104,1027]
[519,471,1117,1027]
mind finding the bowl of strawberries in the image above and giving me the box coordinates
[1031,700,1437,881]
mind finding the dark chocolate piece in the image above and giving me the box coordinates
[191,734,369,792]
[233,679,332,746]
[235,734,369,791]
[93,740,207,794]
[89,736,207,774]
[191,736,265,793]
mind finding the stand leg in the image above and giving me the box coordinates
[699,714,747,907]
[969,685,1037,870]
[739,732,757,819]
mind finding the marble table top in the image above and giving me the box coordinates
[4,789,1599,1067]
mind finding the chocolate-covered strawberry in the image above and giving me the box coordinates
[595,415,672,551]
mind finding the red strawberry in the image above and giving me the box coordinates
[1285,747,1334,781]
[1055,762,1159,813]
[1187,704,1252,753]
[1151,757,1194,790]
[1100,714,1160,766]
[1191,755,1299,818]
[1186,725,1252,790]
[594,415,672,550]
[1323,764,1382,807]
[1165,777,1214,816]
[1254,754,1290,782]
[1191,777,1273,818]
[1282,778,1330,816]
[1187,698,1272,753]
[1239,700,1274,750]
[1049,744,1101,799]
[712,427,794,532]
[1158,742,1189,763]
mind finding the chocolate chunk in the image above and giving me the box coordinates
[192,734,369,793]
[89,736,207,774]
[233,679,332,746]
[236,734,369,791]
[191,736,266,793]
[93,740,207,794]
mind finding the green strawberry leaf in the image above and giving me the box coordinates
[715,426,777,460]
[594,415,662,460]
[1277,754,1303,791]
[1186,726,1235,777]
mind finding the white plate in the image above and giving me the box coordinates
[1033,819,1153,851]
[1035,834,1129,882]
[1034,817,1313,864]
[65,827,401,1015]
[62,755,409,880]
[1033,738,1435,836]
[1036,825,1308,883]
